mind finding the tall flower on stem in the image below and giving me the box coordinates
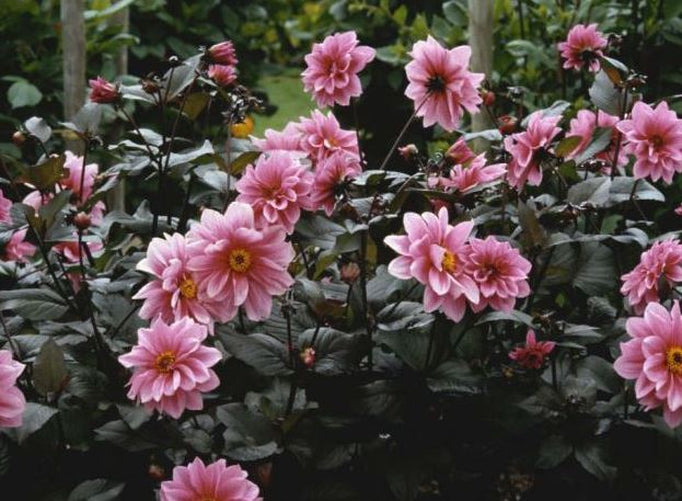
[297,110,359,166]
[558,24,608,72]
[89,76,119,103]
[404,36,484,131]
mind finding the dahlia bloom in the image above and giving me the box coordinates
[235,151,314,233]
[0,191,11,223]
[431,153,506,193]
[508,330,555,370]
[302,30,375,108]
[616,101,682,184]
[503,111,562,189]
[160,457,261,501]
[207,40,238,66]
[134,233,228,332]
[404,36,484,132]
[252,122,306,156]
[297,110,360,166]
[187,202,295,321]
[614,301,682,427]
[4,229,36,263]
[62,150,99,203]
[384,207,479,322]
[558,24,608,72]
[566,109,626,171]
[89,76,119,104]
[310,152,362,216]
[464,236,531,312]
[118,317,221,419]
[621,240,682,315]
[52,237,104,264]
[0,350,25,428]
[445,138,475,165]
[208,64,237,87]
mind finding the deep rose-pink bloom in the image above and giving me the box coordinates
[616,101,682,184]
[621,240,682,315]
[207,40,238,66]
[4,229,36,263]
[385,207,479,322]
[558,23,607,72]
[187,202,295,321]
[0,350,25,428]
[565,109,625,172]
[160,457,261,501]
[0,191,11,223]
[297,110,359,166]
[614,301,682,428]
[310,152,362,216]
[236,151,314,233]
[464,236,531,313]
[252,122,306,157]
[133,233,228,333]
[89,76,119,103]
[503,111,562,189]
[208,64,237,87]
[404,36,484,132]
[509,330,555,370]
[302,30,375,108]
[118,317,221,419]
[430,153,506,193]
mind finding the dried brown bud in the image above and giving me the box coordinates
[12,131,26,147]
[340,261,361,285]
[73,212,91,231]
[498,115,518,135]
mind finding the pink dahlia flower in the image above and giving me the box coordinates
[62,150,99,203]
[558,24,608,73]
[208,64,237,87]
[134,233,228,333]
[302,30,375,108]
[508,329,555,370]
[236,151,314,233]
[160,457,261,501]
[614,301,682,428]
[565,109,626,172]
[4,229,36,263]
[503,111,562,189]
[464,236,531,313]
[89,76,119,104]
[404,36,484,132]
[0,350,25,428]
[310,152,362,216]
[187,202,295,321]
[616,101,682,184]
[207,40,238,66]
[0,191,11,223]
[430,153,506,193]
[445,138,476,165]
[385,207,479,322]
[297,110,360,166]
[252,122,306,157]
[52,237,104,264]
[621,240,682,315]
[118,317,221,419]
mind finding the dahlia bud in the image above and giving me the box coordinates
[481,89,495,107]
[340,261,361,285]
[207,41,238,66]
[498,115,518,135]
[208,64,237,87]
[148,463,165,481]
[300,347,316,368]
[230,116,254,139]
[398,144,418,160]
[88,76,120,104]
[445,138,475,165]
[12,131,26,147]
[73,211,91,230]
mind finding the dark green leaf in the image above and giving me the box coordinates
[217,403,280,461]
[219,332,291,376]
[0,288,69,320]
[68,479,126,501]
[574,442,617,481]
[18,154,65,191]
[567,177,611,206]
[32,338,68,396]
[537,434,572,469]
[13,403,58,444]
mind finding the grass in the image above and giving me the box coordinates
[252,68,315,136]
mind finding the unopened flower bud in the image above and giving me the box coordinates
[340,261,361,285]
[73,212,91,230]
[148,463,165,481]
[12,131,26,147]
[88,77,120,104]
[398,144,418,160]
[498,115,518,135]
[481,89,495,107]
[207,41,238,66]
[208,64,237,87]
[300,347,316,368]
[445,138,474,165]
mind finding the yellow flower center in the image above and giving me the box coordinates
[667,346,682,375]
[154,351,176,374]
[228,248,252,273]
[178,275,197,299]
[442,250,457,273]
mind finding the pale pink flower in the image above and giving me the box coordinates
[445,138,475,165]
[464,236,531,312]
[430,153,506,193]
[134,233,228,333]
[187,202,295,321]
[4,229,36,263]
[310,152,362,216]
[252,122,306,157]
[616,101,682,184]
[23,189,105,225]
[160,457,261,501]
[621,240,682,315]
[89,76,119,103]
[208,64,237,87]
[236,151,314,233]
[297,110,359,166]
[302,30,375,108]
[558,24,608,72]
[207,40,238,66]
[404,36,484,132]
[384,207,479,322]
[504,111,562,189]
[0,191,11,223]
[0,350,25,428]
[52,237,104,264]
[614,301,682,428]
[62,150,99,203]
[565,109,626,171]
[509,330,555,370]
[118,317,221,419]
